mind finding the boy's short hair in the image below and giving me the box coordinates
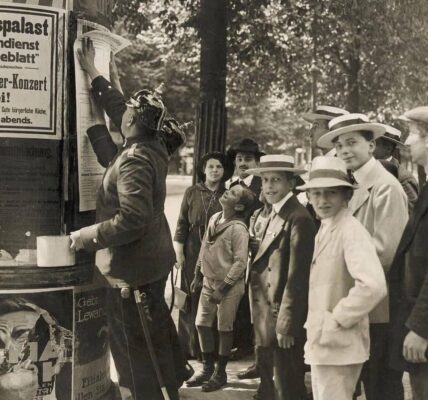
[236,187,257,220]
[332,130,374,143]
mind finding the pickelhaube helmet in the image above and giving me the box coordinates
[125,88,167,131]
[159,116,188,156]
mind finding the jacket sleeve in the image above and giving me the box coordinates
[399,168,419,212]
[406,270,428,340]
[87,125,118,167]
[79,150,155,250]
[173,187,192,243]
[224,224,249,285]
[91,76,126,131]
[276,215,316,336]
[372,183,408,273]
[332,222,388,328]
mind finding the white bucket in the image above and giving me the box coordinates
[37,236,76,267]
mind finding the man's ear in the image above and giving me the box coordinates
[368,140,376,154]
[234,203,245,212]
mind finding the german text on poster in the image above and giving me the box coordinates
[0,5,66,138]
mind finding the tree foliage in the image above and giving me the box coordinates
[112,0,428,154]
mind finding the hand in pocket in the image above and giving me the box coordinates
[319,311,351,348]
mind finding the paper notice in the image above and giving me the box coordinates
[73,20,130,211]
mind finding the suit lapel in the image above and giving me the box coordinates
[254,214,285,262]
[349,187,370,214]
[253,195,298,263]
[313,228,332,259]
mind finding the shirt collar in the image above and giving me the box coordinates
[272,191,293,214]
[386,156,393,162]
[353,157,376,184]
[238,174,254,186]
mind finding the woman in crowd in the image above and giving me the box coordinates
[174,152,233,360]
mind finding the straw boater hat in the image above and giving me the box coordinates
[302,105,350,123]
[400,106,428,123]
[375,124,403,146]
[246,154,307,176]
[317,113,386,149]
[297,156,358,190]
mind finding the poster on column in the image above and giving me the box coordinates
[0,4,66,139]
[0,287,74,400]
[74,19,130,211]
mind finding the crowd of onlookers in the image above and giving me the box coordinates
[173,106,428,400]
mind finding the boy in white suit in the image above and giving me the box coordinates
[298,156,387,400]
[318,114,408,400]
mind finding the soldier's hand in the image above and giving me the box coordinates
[277,333,294,349]
[70,231,84,251]
[76,37,100,80]
[403,330,428,363]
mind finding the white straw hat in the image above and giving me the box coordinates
[297,156,358,190]
[317,113,386,149]
[400,106,428,123]
[376,124,402,146]
[246,154,306,176]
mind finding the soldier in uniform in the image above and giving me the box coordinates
[70,37,187,400]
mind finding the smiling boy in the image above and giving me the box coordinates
[246,155,316,400]
[186,184,256,392]
[318,114,408,400]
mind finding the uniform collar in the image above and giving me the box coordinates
[123,135,157,148]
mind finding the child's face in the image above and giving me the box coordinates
[334,131,375,171]
[235,152,258,179]
[406,122,428,167]
[261,171,293,205]
[307,187,348,219]
[220,185,245,209]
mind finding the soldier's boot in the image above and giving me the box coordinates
[185,352,214,387]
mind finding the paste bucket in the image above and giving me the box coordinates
[37,236,76,267]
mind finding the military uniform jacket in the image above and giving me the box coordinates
[79,77,175,287]
[249,195,316,346]
[389,183,428,372]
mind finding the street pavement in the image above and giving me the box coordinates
[109,175,412,400]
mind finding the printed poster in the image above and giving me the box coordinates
[0,287,74,400]
[0,4,66,139]
[74,19,130,211]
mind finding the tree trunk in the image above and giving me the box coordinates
[346,54,360,112]
[193,0,228,183]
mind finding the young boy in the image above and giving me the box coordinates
[318,113,408,400]
[186,184,257,392]
[246,154,316,400]
[298,156,387,400]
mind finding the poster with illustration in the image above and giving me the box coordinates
[0,287,74,400]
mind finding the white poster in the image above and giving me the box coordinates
[0,4,66,139]
[74,19,130,211]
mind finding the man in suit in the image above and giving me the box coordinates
[246,155,316,400]
[226,138,264,366]
[302,105,349,158]
[318,113,408,400]
[70,37,187,400]
[374,124,419,211]
[389,106,428,400]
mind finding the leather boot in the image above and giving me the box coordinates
[186,353,214,387]
[201,367,227,392]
